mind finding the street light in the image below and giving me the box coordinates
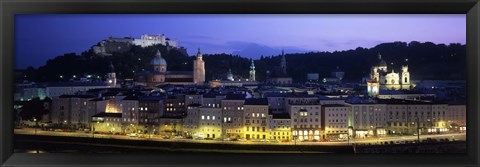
[33,118,38,135]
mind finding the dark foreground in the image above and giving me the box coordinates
[15,134,465,154]
[15,134,353,153]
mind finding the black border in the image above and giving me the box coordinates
[1,0,479,167]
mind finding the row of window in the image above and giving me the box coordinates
[246,126,266,132]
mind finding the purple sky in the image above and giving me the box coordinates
[15,14,466,69]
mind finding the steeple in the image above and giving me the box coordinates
[250,59,255,70]
[280,48,287,75]
[106,61,116,87]
[249,59,256,81]
[155,49,162,58]
[196,48,203,60]
[109,61,115,73]
[227,68,234,81]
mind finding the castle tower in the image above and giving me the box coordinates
[401,65,410,85]
[106,61,117,87]
[280,48,287,75]
[249,59,256,81]
[193,48,205,85]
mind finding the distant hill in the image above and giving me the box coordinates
[19,41,466,83]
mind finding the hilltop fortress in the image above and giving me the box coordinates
[91,34,186,56]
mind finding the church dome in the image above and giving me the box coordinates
[150,49,167,66]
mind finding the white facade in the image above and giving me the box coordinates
[289,104,322,141]
[133,34,178,48]
[46,85,110,98]
[349,104,387,137]
[322,105,350,139]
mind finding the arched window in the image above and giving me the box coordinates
[391,79,395,84]
[404,77,408,83]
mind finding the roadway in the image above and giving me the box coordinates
[14,128,466,146]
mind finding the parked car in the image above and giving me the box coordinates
[127,133,137,137]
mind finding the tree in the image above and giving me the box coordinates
[19,98,49,120]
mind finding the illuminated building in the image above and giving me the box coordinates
[45,82,110,98]
[446,104,466,131]
[164,94,185,118]
[268,113,291,141]
[243,98,269,140]
[158,117,183,137]
[51,95,96,128]
[91,112,123,133]
[135,49,206,88]
[221,93,246,139]
[133,34,178,48]
[193,48,206,85]
[367,54,414,97]
[198,107,223,139]
[183,104,201,138]
[321,104,350,140]
[121,95,140,128]
[346,101,387,138]
[289,99,322,141]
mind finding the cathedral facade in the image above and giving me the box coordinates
[367,54,413,96]
[135,49,205,88]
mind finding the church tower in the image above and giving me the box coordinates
[401,65,410,85]
[193,48,205,85]
[106,61,117,87]
[249,59,256,81]
[280,48,287,75]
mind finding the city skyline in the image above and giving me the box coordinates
[15,14,466,68]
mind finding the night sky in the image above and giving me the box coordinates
[15,14,466,69]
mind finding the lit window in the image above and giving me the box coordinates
[212,116,215,120]
[207,116,210,120]
[201,115,205,120]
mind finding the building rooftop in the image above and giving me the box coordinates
[59,95,96,99]
[188,103,202,107]
[47,82,108,87]
[139,96,164,101]
[376,99,442,105]
[244,98,268,105]
[322,104,349,107]
[225,93,246,100]
[270,113,291,119]
[91,112,122,118]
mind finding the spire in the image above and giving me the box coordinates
[250,59,255,70]
[109,61,115,73]
[196,48,202,58]
[378,53,382,60]
[281,48,287,75]
[155,49,162,58]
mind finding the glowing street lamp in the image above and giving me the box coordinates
[33,118,38,135]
